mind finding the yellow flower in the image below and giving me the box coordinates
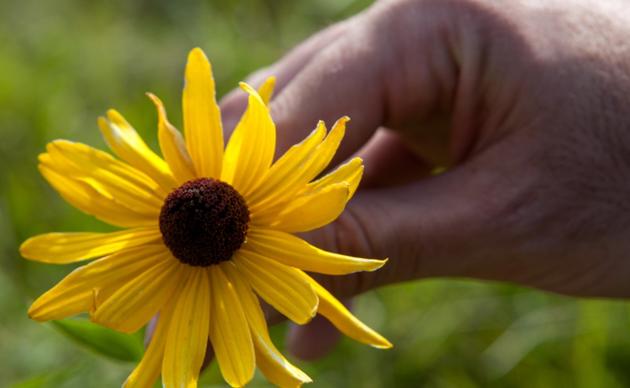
[20,48,391,388]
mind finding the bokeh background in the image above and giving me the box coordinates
[3,0,630,387]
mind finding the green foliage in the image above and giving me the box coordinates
[10,366,80,388]
[50,318,144,363]
[3,0,630,387]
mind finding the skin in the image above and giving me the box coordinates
[204,0,630,361]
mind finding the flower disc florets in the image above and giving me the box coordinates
[159,178,249,267]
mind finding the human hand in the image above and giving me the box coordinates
[218,0,630,359]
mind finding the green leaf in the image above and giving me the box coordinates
[50,318,144,363]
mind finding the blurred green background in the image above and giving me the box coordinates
[3,0,630,387]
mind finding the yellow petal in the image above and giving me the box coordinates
[251,117,348,219]
[28,244,165,321]
[289,116,348,187]
[246,122,326,207]
[305,157,363,199]
[259,182,350,233]
[147,93,196,184]
[257,76,276,106]
[162,268,210,388]
[307,116,348,177]
[221,83,276,197]
[98,109,177,191]
[234,250,318,324]
[43,140,165,213]
[305,273,392,349]
[245,229,387,275]
[20,228,160,264]
[208,265,255,387]
[91,254,182,333]
[183,47,223,178]
[45,140,166,201]
[124,302,176,388]
[254,333,312,388]
[221,263,312,387]
[219,262,266,331]
[38,163,156,228]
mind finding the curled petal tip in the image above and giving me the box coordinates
[238,81,253,93]
[239,82,266,105]
[105,109,126,125]
[369,331,394,349]
[145,92,162,106]
[368,257,388,272]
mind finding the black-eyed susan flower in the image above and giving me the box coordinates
[20,48,391,388]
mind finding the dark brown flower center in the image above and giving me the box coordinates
[159,178,249,267]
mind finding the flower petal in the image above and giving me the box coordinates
[208,265,255,387]
[244,229,387,275]
[263,157,364,230]
[28,244,165,321]
[124,303,176,388]
[20,228,160,264]
[43,140,165,213]
[251,117,348,218]
[221,263,311,387]
[259,182,350,233]
[257,76,276,106]
[45,141,166,201]
[183,47,224,179]
[162,268,210,388]
[306,157,363,199]
[253,330,312,388]
[304,116,348,179]
[147,92,196,184]
[234,250,318,324]
[98,109,177,191]
[38,163,156,228]
[305,273,392,349]
[91,254,182,333]
[246,122,325,207]
[221,83,275,197]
